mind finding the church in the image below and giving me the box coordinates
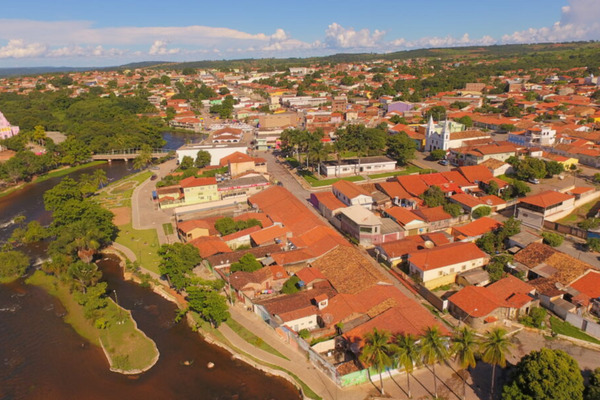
[424,116,490,152]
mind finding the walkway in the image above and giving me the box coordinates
[131,159,179,245]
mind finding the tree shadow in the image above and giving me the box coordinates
[422,363,462,400]
[387,370,409,398]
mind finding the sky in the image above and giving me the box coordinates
[1,0,600,68]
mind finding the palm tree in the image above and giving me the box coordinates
[93,169,108,189]
[360,328,396,395]
[420,326,449,399]
[395,333,420,398]
[480,328,513,400]
[451,327,479,400]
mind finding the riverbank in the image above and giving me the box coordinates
[0,161,107,199]
[26,270,159,374]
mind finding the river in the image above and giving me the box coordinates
[0,132,301,400]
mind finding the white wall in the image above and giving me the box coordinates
[176,144,248,165]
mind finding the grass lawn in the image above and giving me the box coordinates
[163,223,174,235]
[368,165,433,179]
[115,222,161,274]
[26,271,158,372]
[550,316,600,345]
[225,318,290,360]
[558,199,599,225]
[33,161,107,183]
[301,171,365,187]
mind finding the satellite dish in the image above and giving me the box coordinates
[424,240,435,249]
[486,200,493,205]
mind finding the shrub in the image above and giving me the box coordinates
[472,206,492,219]
[542,232,564,247]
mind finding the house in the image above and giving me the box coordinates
[375,232,450,267]
[250,224,291,247]
[407,242,490,289]
[0,111,19,140]
[222,225,262,249]
[180,176,220,205]
[516,191,575,228]
[189,236,232,258]
[332,180,373,210]
[177,218,218,241]
[452,217,502,242]
[412,206,454,232]
[310,192,347,221]
[211,127,243,143]
[448,275,537,328]
[176,143,248,166]
[229,265,288,305]
[338,205,383,246]
[508,126,556,147]
[206,243,283,270]
[480,158,512,177]
[424,116,490,152]
[568,270,600,312]
[449,193,488,215]
[219,151,267,177]
[309,246,391,295]
[382,207,428,236]
[319,156,396,177]
[448,142,518,167]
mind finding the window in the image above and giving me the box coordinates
[438,271,443,276]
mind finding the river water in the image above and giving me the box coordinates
[0,132,301,400]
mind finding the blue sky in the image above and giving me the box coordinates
[0,0,599,67]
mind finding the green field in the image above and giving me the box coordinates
[27,271,159,372]
[368,165,433,179]
[116,222,161,274]
[550,316,600,345]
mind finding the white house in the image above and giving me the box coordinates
[332,180,373,210]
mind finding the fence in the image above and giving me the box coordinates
[565,312,600,339]
[543,220,588,239]
[416,284,448,311]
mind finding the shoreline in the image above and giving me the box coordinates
[105,248,309,399]
[0,161,106,199]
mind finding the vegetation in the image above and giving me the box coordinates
[420,326,449,398]
[224,318,289,360]
[587,238,600,253]
[542,231,564,247]
[281,275,300,294]
[360,328,395,395]
[585,368,600,400]
[430,149,447,161]
[472,206,491,219]
[519,307,547,329]
[0,250,30,282]
[476,217,521,255]
[214,217,262,236]
[230,253,262,273]
[158,243,203,291]
[481,327,513,400]
[502,349,584,400]
[451,327,478,400]
[550,316,600,344]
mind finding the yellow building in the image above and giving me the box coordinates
[180,176,219,205]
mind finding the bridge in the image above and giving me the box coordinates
[91,148,175,161]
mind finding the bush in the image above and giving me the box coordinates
[282,275,300,294]
[519,307,547,329]
[542,232,564,247]
[587,238,600,253]
[430,149,446,160]
[472,206,492,219]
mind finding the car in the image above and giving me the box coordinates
[438,159,449,166]
[150,175,158,181]
[528,178,540,184]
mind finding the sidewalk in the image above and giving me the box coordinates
[219,303,481,400]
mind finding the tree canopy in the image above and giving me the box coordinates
[502,348,584,400]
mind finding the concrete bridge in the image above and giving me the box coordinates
[91,148,174,162]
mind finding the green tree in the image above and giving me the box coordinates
[195,150,211,168]
[519,307,547,329]
[22,220,49,243]
[542,231,564,247]
[425,106,447,121]
[133,145,153,170]
[158,243,202,291]
[230,253,262,273]
[455,115,473,128]
[360,328,396,396]
[472,206,492,219]
[59,137,91,165]
[179,155,194,170]
[545,161,564,177]
[33,125,46,146]
[421,185,446,208]
[443,203,463,217]
[430,149,447,161]
[68,260,102,293]
[214,217,237,236]
[420,325,449,398]
[514,157,547,180]
[281,275,300,294]
[481,327,513,399]
[585,367,600,400]
[587,238,600,252]
[0,250,30,280]
[93,169,108,189]
[43,177,83,211]
[187,287,230,328]
[502,348,584,400]
[451,327,479,400]
[395,333,420,399]
[386,132,416,165]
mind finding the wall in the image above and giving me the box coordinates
[417,284,448,311]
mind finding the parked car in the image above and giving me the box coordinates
[150,175,158,181]
[528,178,540,184]
[438,159,449,166]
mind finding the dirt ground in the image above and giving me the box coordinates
[110,206,131,226]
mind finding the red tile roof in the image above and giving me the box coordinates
[376,181,411,199]
[451,193,485,209]
[408,242,489,271]
[385,207,424,226]
[250,225,291,245]
[189,236,232,258]
[412,206,452,222]
[569,270,600,299]
[455,165,494,184]
[519,190,574,208]
[452,217,502,238]
[313,191,347,211]
[397,174,429,196]
[332,180,371,199]
[179,176,217,188]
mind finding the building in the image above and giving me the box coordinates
[448,275,537,328]
[176,143,248,166]
[319,156,396,178]
[508,126,556,147]
[258,112,299,129]
[219,152,267,178]
[332,180,373,210]
[407,242,490,289]
[0,111,19,141]
[516,191,575,228]
[424,116,490,152]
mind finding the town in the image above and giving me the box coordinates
[2,41,600,400]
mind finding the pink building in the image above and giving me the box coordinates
[0,111,19,140]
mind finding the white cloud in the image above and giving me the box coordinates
[502,0,600,43]
[0,39,46,58]
[325,23,385,48]
[149,40,180,55]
